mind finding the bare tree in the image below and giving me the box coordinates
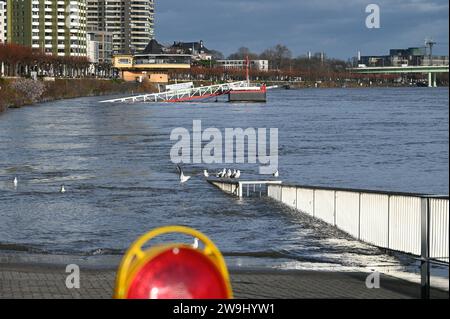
[261,44,292,70]
[209,50,225,61]
[228,47,259,60]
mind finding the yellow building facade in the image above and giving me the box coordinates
[113,54,191,83]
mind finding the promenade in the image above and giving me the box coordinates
[0,263,448,299]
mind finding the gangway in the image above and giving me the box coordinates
[100,81,250,103]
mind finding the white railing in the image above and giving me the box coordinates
[267,184,449,263]
[210,179,448,297]
[100,81,249,103]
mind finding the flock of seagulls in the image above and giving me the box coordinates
[177,166,280,184]
[211,168,241,179]
[12,176,67,193]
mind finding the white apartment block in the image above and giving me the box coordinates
[8,0,87,56]
[217,60,270,72]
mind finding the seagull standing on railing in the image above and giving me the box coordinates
[177,165,191,184]
[273,170,279,178]
[234,170,241,179]
[216,168,226,178]
[226,169,232,178]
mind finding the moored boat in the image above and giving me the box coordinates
[228,85,267,102]
[228,56,267,102]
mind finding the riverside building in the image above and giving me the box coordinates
[7,0,87,56]
[86,0,155,55]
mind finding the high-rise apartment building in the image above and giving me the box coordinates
[87,0,155,55]
[0,1,6,44]
[7,0,87,56]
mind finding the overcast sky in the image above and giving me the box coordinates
[155,0,449,59]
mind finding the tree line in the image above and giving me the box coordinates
[183,44,402,83]
[210,44,349,73]
[0,43,113,78]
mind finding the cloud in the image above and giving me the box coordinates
[155,0,449,59]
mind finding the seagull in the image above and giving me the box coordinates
[225,169,232,178]
[192,238,200,249]
[203,170,209,178]
[273,170,279,178]
[230,169,237,178]
[216,168,226,178]
[13,177,18,187]
[234,170,241,179]
[177,165,191,184]
[60,185,66,193]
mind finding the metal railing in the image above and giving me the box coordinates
[267,184,449,262]
[207,179,449,297]
[100,81,249,103]
[266,183,448,298]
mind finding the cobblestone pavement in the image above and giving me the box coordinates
[0,264,448,299]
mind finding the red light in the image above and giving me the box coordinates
[126,247,229,299]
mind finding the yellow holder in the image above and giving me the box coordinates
[114,225,233,299]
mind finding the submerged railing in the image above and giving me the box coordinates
[208,179,282,198]
[266,184,449,264]
[267,183,448,299]
[209,179,449,298]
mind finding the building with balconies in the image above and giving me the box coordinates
[87,0,155,55]
[7,0,87,57]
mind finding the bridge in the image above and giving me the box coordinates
[349,65,449,87]
[100,81,250,103]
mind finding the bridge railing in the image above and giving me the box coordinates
[268,184,449,264]
[100,81,249,103]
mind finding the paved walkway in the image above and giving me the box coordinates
[0,264,448,299]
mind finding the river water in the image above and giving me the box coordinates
[0,88,448,273]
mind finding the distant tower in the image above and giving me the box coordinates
[358,50,361,62]
[425,38,436,66]
[307,51,311,60]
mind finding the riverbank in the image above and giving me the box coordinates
[0,78,157,113]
